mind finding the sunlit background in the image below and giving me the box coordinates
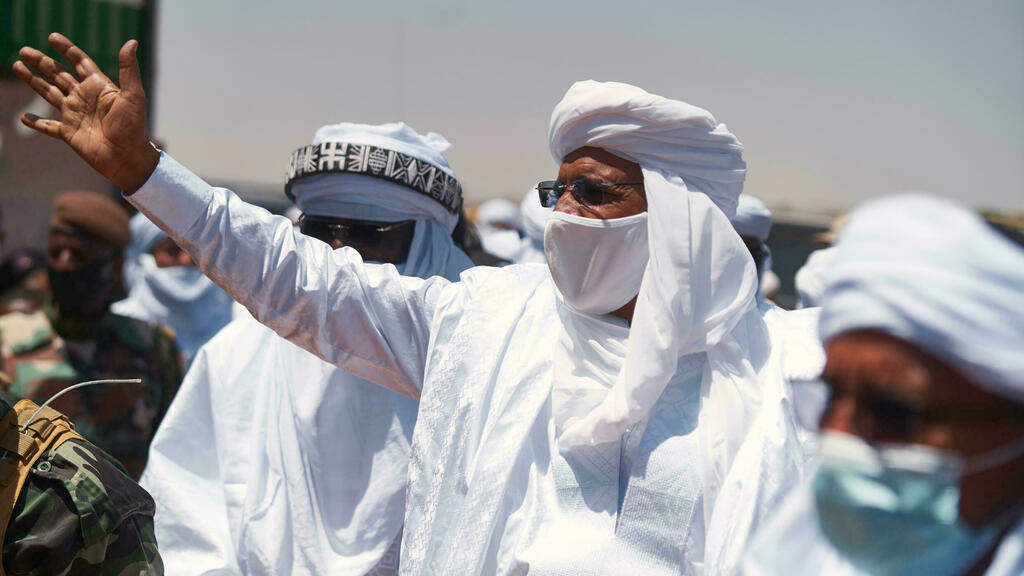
[3,0,1023,304]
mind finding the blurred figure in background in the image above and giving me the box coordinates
[510,187,551,264]
[730,194,778,302]
[0,248,48,314]
[743,194,1024,576]
[793,215,846,309]
[114,212,233,365]
[0,191,183,478]
[142,123,472,576]
[474,197,521,261]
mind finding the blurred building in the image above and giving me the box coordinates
[1,0,156,252]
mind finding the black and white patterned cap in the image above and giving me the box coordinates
[285,122,463,215]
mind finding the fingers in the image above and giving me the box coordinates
[17,46,77,94]
[11,61,65,108]
[20,113,63,140]
[117,40,143,95]
[49,32,101,79]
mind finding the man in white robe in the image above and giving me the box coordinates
[139,122,473,576]
[114,212,234,364]
[743,194,1024,576]
[14,36,820,575]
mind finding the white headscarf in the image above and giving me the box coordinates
[474,198,522,261]
[291,122,473,279]
[732,194,773,241]
[114,213,233,363]
[512,188,551,264]
[794,247,837,309]
[548,80,757,449]
[731,194,774,286]
[819,193,1024,404]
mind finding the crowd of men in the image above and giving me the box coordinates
[0,32,1019,576]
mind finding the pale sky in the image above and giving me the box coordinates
[153,0,1024,214]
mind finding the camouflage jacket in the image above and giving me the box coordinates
[0,398,163,575]
[0,309,183,478]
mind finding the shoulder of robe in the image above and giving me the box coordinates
[456,261,550,292]
[761,305,825,381]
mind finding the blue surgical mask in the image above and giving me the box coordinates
[812,431,1024,576]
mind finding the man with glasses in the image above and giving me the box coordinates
[140,122,472,575]
[743,194,1024,576]
[13,35,817,575]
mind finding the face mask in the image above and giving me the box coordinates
[544,211,648,315]
[812,431,1024,576]
[48,255,118,319]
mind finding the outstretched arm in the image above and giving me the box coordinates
[12,35,444,396]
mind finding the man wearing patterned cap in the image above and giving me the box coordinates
[0,190,183,479]
[14,35,819,575]
[141,122,472,576]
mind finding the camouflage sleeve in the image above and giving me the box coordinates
[2,438,163,575]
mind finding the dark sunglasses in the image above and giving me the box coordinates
[536,179,644,208]
[299,215,416,246]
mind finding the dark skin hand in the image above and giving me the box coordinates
[12,34,159,193]
[820,330,1024,535]
[555,146,647,323]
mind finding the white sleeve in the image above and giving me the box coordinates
[126,152,448,396]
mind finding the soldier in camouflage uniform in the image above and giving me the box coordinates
[0,192,183,479]
[0,395,163,575]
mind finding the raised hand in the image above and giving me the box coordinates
[12,33,159,193]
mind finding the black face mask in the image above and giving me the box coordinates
[48,256,119,320]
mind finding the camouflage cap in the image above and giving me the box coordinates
[50,191,131,249]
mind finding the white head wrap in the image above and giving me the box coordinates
[513,187,551,264]
[474,198,522,261]
[290,122,472,279]
[548,80,757,448]
[731,194,774,284]
[476,198,520,230]
[731,194,772,241]
[794,247,838,309]
[819,193,1024,404]
[115,213,234,364]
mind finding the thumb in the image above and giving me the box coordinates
[118,39,144,95]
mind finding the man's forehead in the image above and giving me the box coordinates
[559,147,642,179]
[825,330,1007,408]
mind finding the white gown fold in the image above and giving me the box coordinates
[131,153,822,576]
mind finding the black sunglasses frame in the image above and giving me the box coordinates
[536,179,644,208]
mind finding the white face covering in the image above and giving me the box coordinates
[544,211,649,315]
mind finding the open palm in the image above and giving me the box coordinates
[12,33,158,192]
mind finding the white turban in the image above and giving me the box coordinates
[519,187,550,244]
[511,187,551,264]
[794,247,837,309]
[820,193,1024,404]
[289,122,472,280]
[731,194,772,241]
[548,80,758,448]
